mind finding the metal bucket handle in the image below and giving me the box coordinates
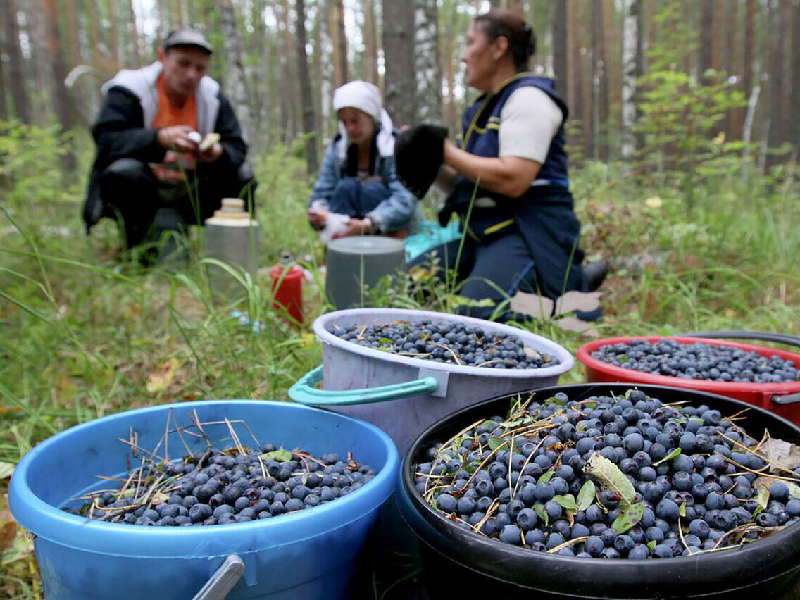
[684,330,800,405]
[288,365,441,407]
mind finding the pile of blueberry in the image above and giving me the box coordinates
[330,319,559,369]
[592,339,799,383]
[70,446,376,526]
[414,389,800,559]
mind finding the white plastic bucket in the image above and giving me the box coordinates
[289,308,574,455]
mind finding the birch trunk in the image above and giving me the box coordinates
[319,0,334,138]
[27,1,54,126]
[414,0,442,123]
[216,0,253,143]
[128,0,141,67]
[621,0,640,159]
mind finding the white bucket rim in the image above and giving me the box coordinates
[313,308,574,378]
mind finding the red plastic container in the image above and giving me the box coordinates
[270,264,303,324]
[577,336,800,424]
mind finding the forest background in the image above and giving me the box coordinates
[1,1,799,597]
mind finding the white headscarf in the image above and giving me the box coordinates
[332,81,395,159]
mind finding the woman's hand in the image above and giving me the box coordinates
[308,206,328,230]
[332,217,374,239]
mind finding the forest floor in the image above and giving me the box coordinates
[1,141,799,598]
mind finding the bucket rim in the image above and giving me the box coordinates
[576,336,800,394]
[398,383,800,593]
[313,308,574,378]
[9,399,399,558]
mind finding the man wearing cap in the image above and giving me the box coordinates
[82,28,255,261]
[307,80,419,241]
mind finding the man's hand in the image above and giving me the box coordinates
[157,125,199,153]
[197,141,223,163]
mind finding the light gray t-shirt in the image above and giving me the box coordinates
[498,86,563,163]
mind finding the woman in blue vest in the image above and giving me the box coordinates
[398,9,604,321]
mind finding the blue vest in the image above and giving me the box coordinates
[458,74,569,188]
[440,74,586,301]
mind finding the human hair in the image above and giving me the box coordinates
[474,9,536,72]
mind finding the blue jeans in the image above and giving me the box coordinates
[325,178,392,219]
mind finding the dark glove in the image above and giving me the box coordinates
[394,124,448,198]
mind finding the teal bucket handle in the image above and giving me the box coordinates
[289,365,440,407]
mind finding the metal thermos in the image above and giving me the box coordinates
[325,236,406,309]
[204,198,259,299]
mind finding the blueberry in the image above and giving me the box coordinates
[656,498,680,521]
[499,524,523,545]
[546,532,565,550]
[769,482,791,503]
[584,536,604,557]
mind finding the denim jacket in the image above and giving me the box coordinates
[309,132,420,234]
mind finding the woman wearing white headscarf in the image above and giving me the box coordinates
[308,81,419,240]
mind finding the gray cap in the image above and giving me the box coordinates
[163,29,213,54]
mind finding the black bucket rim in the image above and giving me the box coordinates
[399,383,800,598]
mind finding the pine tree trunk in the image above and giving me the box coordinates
[382,0,416,127]
[44,0,78,178]
[712,0,723,71]
[362,0,380,86]
[592,0,608,161]
[779,0,793,148]
[766,0,784,168]
[699,0,714,80]
[727,0,742,140]
[216,0,253,144]
[415,0,442,123]
[335,0,349,84]
[741,0,755,138]
[553,0,568,110]
[108,0,120,72]
[295,0,318,174]
[329,0,343,89]
[621,0,641,159]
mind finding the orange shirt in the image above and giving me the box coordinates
[150,75,198,183]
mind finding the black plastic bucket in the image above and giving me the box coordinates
[397,384,800,599]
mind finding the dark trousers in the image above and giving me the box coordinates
[410,229,602,322]
[325,177,391,219]
[409,230,539,321]
[98,158,256,249]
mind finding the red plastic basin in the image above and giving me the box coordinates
[577,336,800,424]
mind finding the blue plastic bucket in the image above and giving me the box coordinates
[9,400,398,600]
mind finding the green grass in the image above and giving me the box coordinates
[1,125,799,598]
